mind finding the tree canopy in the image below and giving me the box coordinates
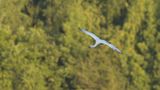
[0,0,160,90]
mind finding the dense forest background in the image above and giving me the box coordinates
[0,0,160,90]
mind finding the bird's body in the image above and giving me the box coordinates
[81,29,121,53]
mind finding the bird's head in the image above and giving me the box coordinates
[89,45,94,48]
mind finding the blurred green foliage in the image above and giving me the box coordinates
[0,0,160,90]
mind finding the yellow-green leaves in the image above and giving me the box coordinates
[0,0,160,90]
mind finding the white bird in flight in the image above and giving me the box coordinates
[81,29,121,53]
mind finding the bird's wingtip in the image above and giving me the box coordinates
[79,27,87,30]
[115,48,122,54]
[78,27,81,30]
[80,28,86,32]
[118,50,122,54]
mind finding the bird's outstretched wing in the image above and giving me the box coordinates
[81,29,100,41]
[102,41,121,53]
[80,28,121,53]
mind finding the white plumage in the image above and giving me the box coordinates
[81,29,121,53]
